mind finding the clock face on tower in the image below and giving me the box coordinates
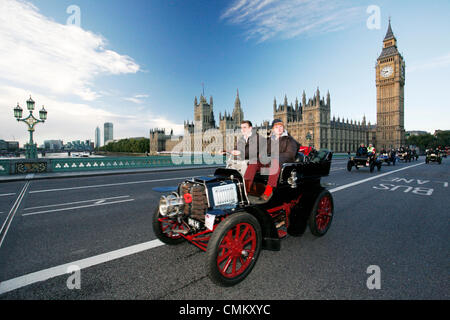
[381,66,394,78]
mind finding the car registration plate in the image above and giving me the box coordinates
[188,218,201,229]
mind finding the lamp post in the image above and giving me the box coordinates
[13,96,48,159]
[306,132,312,147]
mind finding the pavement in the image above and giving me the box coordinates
[0,156,448,300]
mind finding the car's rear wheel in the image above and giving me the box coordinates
[206,212,262,287]
[347,161,352,172]
[152,207,186,245]
[308,190,334,237]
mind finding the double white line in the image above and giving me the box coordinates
[22,195,134,217]
[0,181,30,248]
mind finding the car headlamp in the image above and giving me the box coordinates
[159,193,184,217]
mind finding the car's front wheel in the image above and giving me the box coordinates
[152,207,186,245]
[206,212,262,287]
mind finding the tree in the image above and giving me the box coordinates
[100,138,150,153]
[406,131,450,151]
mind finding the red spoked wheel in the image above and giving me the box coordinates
[152,207,186,245]
[207,212,262,286]
[308,190,334,237]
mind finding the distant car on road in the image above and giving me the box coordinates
[378,151,396,166]
[425,150,442,164]
[398,150,412,162]
[347,152,381,173]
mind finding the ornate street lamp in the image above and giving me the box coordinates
[13,96,48,159]
[306,132,312,147]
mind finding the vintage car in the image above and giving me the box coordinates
[425,150,442,164]
[347,152,381,172]
[378,152,396,166]
[397,150,412,162]
[152,147,334,286]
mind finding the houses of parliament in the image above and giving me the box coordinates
[150,21,405,154]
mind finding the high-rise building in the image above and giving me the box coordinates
[43,140,63,150]
[95,126,101,148]
[104,122,113,145]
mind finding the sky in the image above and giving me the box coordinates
[1,0,449,146]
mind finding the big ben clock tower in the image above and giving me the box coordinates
[376,19,406,149]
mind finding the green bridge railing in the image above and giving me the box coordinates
[0,155,227,175]
[0,153,351,176]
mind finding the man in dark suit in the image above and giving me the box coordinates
[356,143,368,157]
[232,120,259,164]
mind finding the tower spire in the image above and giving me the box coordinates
[384,18,395,41]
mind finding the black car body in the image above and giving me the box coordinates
[425,150,442,164]
[378,151,396,166]
[152,148,334,286]
[347,152,381,172]
[398,150,412,162]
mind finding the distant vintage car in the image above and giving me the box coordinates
[347,152,381,173]
[378,152,396,166]
[425,150,442,164]
[398,150,412,162]
[152,147,334,286]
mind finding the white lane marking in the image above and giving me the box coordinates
[0,162,425,294]
[0,193,16,197]
[0,239,165,295]
[23,195,131,211]
[22,198,135,217]
[29,176,190,194]
[329,163,425,193]
[330,167,345,172]
[0,182,30,248]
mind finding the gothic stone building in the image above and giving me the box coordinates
[273,88,376,152]
[152,87,375,154]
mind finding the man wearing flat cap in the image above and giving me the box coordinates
[244,119,300,201]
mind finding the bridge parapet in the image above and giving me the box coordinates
[0,155,225,175]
